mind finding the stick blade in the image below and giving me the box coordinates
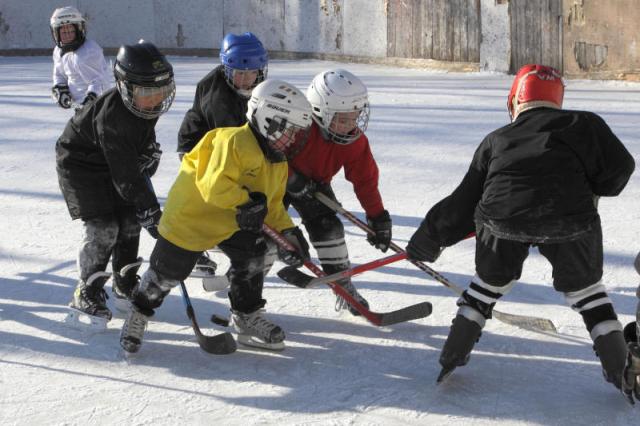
[195,329,237,355]
[277,266,315,288]
[493,310,557,333]
[377,301,433,326]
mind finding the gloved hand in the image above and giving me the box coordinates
[81,91,97,105]
[136,205,162,239]
[236,192,267,233]
[406,223,443,262]
[286,172,318,201]
[139,141,162,176]
[52,84,72,109]
[367,210,392,252]
[278,226,310,267]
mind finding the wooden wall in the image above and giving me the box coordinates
[509,0,562,73]
[387,0,480,63]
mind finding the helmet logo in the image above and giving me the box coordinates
[266,103,290,114]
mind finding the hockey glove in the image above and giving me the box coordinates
[367,210,392,252]
[136,205,162,239]
[52,84,72,109]
[139,141,162,177]
[286,172,318,201]
[406,223,443,262]
[81,91,97,106]
[236,192,268,233]
[278,226,310,267]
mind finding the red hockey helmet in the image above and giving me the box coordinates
[507,64,565,121]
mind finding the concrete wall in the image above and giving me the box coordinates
[562,0,640,79]
[479,0,510,72]
[0,0,387,57]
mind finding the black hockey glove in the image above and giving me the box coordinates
[278,226,310,267]
[236,192,268,233]
[136,205,162,239]
[81,91,97,106]
[406,222,443,262]
[139,141,162,177]
[367,210,392,252]
[52,84,72,109]
[286,172,318,201]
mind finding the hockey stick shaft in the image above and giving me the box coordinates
[302,252,407,287]
[314,192,557,333]
[178,281,237,354]
[263,224,432,326]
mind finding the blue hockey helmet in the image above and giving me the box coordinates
[219,32,268,98]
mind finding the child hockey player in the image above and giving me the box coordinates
[177,32,268,288]
[120,80,311,353]
[406,64,636,403]
[286,69,392,316]
[50,6,111,109]
[56,41,175,329]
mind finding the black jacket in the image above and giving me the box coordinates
[177,65,248,154]
[422,108,635,244]
[56,87,160,220]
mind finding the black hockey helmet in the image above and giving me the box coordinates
[114,41,176,119]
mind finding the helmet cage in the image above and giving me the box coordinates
[117,80,176,120]
[320,105,370,145]
[50,7,86,50]
[223,66,268,98]
[264,116,310,158]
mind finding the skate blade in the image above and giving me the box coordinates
[237,334,285,351]
[437,366,456,383]
[63,308,108,332]
[201,276,230,292]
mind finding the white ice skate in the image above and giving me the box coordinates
[232,309,285,351]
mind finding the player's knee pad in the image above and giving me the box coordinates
[133,269,177,311]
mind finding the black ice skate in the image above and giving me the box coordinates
[120,307,150,354]
[334,280,369,316]
[65,271,112,331]
[593,330,627,396]
[112,258,143,313]
[437,314,483,383]
[232,309,285,351]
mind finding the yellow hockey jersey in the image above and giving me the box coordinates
[158,123,294,251]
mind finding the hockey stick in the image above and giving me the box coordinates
[263,224,432,326]
[314,192,557,333]
[178,281,237,354]
[278,252,407,288]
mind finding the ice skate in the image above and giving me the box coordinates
[437,314,483,383]
[232,309,285,351]
[112,258,143,313]
[120,307,150,354]
[64,271,112,331]
[334,280,369,317]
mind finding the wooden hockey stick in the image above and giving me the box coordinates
[314,192,557,333]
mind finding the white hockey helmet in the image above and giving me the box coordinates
[306,69,370,145]
[50,6,86,50]
[247,80,312,160]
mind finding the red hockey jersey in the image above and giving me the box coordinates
[288,122,384,217]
